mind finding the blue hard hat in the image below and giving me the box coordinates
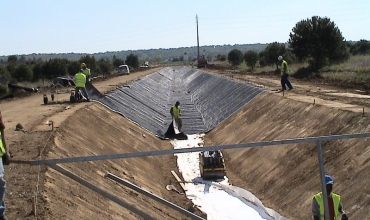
[325,175,334,185]
[79,69,83,73]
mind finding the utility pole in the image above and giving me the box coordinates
[196,15,200,59]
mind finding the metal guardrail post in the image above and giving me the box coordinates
[25,133,370,218]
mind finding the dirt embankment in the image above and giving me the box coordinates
[3,68,205,220]
[205,91,370,219]
[2,67,370,219]
[39,104,202,219]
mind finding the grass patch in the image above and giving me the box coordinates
[318,55,370,83]
[321,55,370,73]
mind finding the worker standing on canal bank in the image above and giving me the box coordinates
[312,175,348,220]
[278,56,293,92]
[81,63,92,82]
[0,111,10,220]
[170,101,182,132]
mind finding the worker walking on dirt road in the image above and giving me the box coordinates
[0,111,10,220]
[74,69,90,102]
[278,56,293,91]
[81,63,92,82]
[312,175,348,220]
[170,101,182,131]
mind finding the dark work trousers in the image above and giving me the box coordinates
[281,74,293,90]
[75,87,89,100]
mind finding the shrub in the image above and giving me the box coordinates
[0,84,7,96]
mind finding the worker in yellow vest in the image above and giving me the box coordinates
[81,63,92,82]
[170,101,182,131]
[312,175,348,220]
[74,69,90,102]
[0,111,10,220]
[278,56,293,92]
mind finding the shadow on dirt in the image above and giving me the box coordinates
[41,100,74,106]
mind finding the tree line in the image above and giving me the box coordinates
[226,16,370,72]
[0,53,141,94]
[0,44,268,65]
[1,16,369,96]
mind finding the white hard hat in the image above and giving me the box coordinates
[278,56,283,61]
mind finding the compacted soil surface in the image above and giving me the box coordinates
[1,66,370,219]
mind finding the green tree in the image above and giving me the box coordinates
[42,58,68,79]
[152,55,163,63]
[51,58,68,78]
[289,16,349,71]
[14,64,33,82]
[216,54,227,61]
[7,55,17,64]
[19,55,26,64]
[126,53,139,69]
[97,58,112,78]
[67,61,80,76]
[79,55,96,71]
[260,42,286,69]
[350,40,370,55]
[244,50,259,70]
[32,63,43,82]
[0,66,12,85]
[112,57,125,68]
[0,84,7,96]
[6,63,16,77]
[227,49,243,66]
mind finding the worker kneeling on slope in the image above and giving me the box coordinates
[73,69,90,102]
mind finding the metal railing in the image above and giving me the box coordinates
[23,132,370,219]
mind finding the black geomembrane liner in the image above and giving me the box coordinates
[86,66,265,138]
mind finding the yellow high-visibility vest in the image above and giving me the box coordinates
[82,68,90,76]
[0,131,6,157]
[314,192,341,220]
[83,68,91,81]
[280,60,288,75]
[171,106,181,118]
[75,73,86,88]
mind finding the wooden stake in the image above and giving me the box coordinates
[171,170,186,192]
[32,195,37,216]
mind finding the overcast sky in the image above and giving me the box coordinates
[1,0,369,56]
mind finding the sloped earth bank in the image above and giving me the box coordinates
[2,68,204,220]
[204,70,370,219]
[204,92,370,219]
[1,66,370,219]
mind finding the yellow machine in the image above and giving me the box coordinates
[199,150,226,180]
[197,58,208,68]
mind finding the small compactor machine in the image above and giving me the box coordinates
[199,150,226,180]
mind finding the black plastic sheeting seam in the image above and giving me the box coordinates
[86,66,265,138]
